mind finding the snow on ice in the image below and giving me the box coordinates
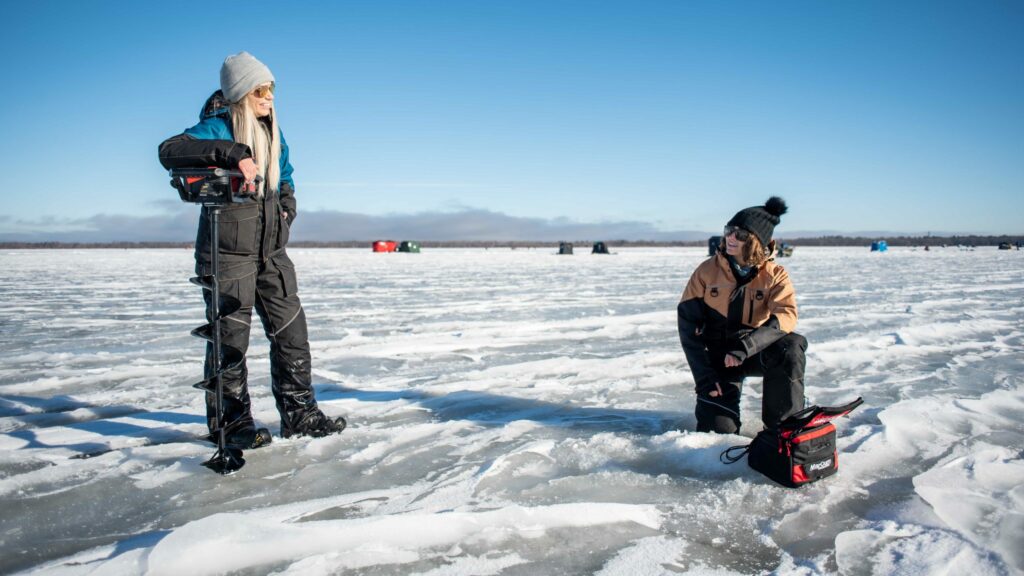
[0,246,1021,575]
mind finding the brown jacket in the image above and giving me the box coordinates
[677,252,798,391]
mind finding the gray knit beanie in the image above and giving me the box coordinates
[220,52,275,103]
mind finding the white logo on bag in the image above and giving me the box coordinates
[808,458,833,472]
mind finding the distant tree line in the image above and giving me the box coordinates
[0,241,197,249]
[1,235,1020,250]
[772,235,1022,247]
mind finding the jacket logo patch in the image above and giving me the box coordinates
[710,287,719,298]
[755,290,764,301]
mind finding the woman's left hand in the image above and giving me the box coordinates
[724,354,742,368]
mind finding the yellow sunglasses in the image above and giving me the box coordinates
[251,83,275,98]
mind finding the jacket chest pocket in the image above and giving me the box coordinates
[704,284,732,316]
[746,289,767,325]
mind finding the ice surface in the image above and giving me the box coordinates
[1,246,1022,574]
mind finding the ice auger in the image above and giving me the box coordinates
[170,168,260,474]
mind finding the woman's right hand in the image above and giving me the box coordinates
[238,157,260,183]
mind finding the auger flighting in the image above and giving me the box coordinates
[170,168,267,474]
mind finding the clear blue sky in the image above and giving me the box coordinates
[1,0,1021,241]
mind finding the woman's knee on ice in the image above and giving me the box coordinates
[695,396,741,434]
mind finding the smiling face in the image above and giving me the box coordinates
[723,226,750,260]
[724,234,744,258]
[246,83,274,118]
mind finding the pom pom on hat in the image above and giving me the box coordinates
[764,196,788,218]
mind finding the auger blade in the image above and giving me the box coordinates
[189,275,215,290]
[219,293,242,317]
[190,324,214,342]
[221,344,245,372]
[192,377,217,393]
[201,448,245,475]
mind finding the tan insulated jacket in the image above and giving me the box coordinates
[677,252,797,391]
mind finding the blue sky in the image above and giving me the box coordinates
[1,0,1021,241]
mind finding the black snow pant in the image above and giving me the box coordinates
[695,333,807,434]
[199,251,319,438]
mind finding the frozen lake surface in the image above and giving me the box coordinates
[1,246,1021,575]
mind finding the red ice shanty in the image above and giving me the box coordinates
[372,240,397,252]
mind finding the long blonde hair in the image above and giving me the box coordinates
[230,99,281,195]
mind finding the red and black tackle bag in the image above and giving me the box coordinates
[721,397,863,488]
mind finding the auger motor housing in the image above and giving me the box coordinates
[170,167,259,205]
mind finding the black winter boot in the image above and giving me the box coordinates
[231,427,273,449]
[281,408,347,439]
[217,418,273,450]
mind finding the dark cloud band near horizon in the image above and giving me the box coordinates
[0,206,710,243]
[1,205,980,244]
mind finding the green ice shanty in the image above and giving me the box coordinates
[398,241,421,253]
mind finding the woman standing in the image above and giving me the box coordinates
[159,52,346,449]
[677,197,806,434]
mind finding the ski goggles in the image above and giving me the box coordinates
[723,226,752,241]
[251,83,275,98]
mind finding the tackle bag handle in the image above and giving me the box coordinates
[720,444,751,464]
[780,397,863,435]
[719,396,864,465]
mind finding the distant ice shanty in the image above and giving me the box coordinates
[592,241,610,254]
[871,240,889,252]
[373,240,397,252]
[398,241,421,253]
[558,242,574,255]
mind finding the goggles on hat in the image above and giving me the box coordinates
[723,225,751,241]
[251,83,275,98]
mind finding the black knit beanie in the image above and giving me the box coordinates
[727,196,788,246]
